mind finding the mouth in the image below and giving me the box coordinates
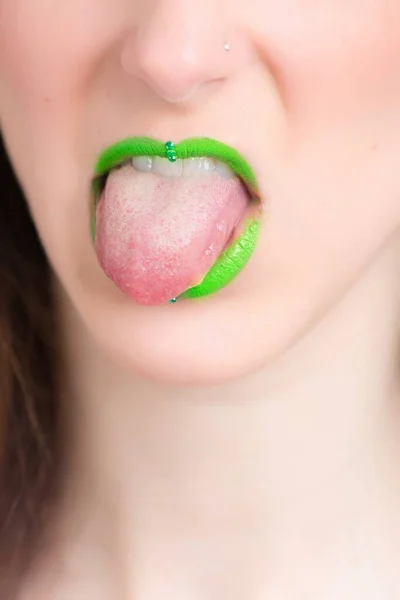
[91,137,262,305]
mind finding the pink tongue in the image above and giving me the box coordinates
[95,164,249,305]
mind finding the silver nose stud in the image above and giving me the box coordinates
[224,42,231,52]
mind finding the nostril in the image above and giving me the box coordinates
[118,6,246,105]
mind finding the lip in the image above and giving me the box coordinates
[92,137,261,200]
[91,136,263,303]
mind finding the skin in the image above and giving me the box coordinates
[2,1,400,597]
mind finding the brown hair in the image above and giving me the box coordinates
[0,134,63,598]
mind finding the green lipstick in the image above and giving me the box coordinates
[92,137,262,303]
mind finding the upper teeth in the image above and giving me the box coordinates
[132,156,235,179]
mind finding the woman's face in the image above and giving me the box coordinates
[1,1,400,384]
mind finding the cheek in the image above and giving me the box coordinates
[0,4,81,193]
[249,0,400,123]
[245,2,400,291]
[0,1,120,260]
[0,5,74,121]
[0,1,121,168]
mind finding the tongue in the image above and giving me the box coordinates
[95,164,249,305]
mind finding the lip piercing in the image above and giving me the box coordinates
[165,141,177,163]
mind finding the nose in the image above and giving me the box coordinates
[120,0,251,104]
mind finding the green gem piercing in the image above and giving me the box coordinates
[165,141,177,163]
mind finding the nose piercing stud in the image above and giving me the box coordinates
[224,42,231,52]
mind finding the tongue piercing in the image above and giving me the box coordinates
[165,141,177,163]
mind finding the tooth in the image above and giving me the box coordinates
[182,157,216,178]
[132,156,153,173]
[131,155,235,180]
[215,160,235,179]
[152,156,183,177]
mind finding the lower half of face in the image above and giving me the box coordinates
[1,0,400,385]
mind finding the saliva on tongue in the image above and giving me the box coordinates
[95,163,249,305]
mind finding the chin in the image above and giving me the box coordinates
[64,249,319,388]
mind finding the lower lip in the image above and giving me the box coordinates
[178,202,261,301]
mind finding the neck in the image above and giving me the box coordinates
[55,241,400,597]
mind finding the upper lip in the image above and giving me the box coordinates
[92,136,261,202]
